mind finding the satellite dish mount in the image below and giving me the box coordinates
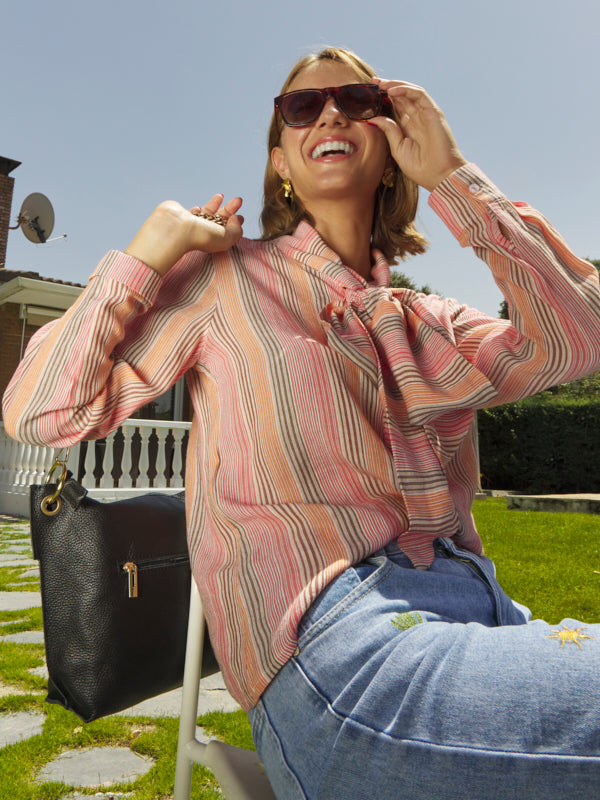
[9,193,55,244]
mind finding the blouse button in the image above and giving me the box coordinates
[468,183,481,195]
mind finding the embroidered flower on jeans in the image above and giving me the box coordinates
[391,611,424,631]
[547,625,592,650]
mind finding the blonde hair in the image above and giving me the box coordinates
[260,47,427,264]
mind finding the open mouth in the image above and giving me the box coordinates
[310,141,356,159]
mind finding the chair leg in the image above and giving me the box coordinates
[174,579,277,800]
[174,580,206,800]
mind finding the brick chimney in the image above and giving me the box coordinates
[0,156,22,269]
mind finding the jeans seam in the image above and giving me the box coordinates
[297,559,393,649]
[292,659,600,760]
[252,697,308,799]
[437,539,505,625]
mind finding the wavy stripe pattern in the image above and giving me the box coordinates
[4,164,600,709]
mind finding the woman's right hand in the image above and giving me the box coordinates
[370,80,466,192]
[124,194,244,275]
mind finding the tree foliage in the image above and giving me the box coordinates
[389,271,433,294]
[498,259,600,321]
[497,258,600,398]
[478,397,600,492]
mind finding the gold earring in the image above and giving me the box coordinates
[381,167,395,188]
[282,178,293,201]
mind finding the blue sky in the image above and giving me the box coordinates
[2,0,598,316]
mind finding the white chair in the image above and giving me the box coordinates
[174,579,277,800]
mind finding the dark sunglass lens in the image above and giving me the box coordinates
[281,90,324,125]
[338,85,380,119]
[380,93,394,118]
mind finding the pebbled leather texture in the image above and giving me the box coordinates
[30,480,218,722]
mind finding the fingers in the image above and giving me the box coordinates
[373,77,437,109]
[370,79,466,191]
[188,194,245,253]
[190,194,243,226]
[367,115,405,151]
[199,194,243,216]
[220,197,245,232]
[373,77,440,135]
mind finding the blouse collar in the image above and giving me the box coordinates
[275,220,391,291]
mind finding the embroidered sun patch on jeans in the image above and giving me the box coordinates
[391,611,424,631]
[547,625,592,650]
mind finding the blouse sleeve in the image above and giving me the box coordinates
[2,248,216,446]
[428,164,600,405]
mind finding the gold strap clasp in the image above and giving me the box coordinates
[41,447,71,517]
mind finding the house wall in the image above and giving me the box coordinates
[0,303,39,415]
[0,172,15,269]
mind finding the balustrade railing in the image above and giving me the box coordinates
[0,419,191,517]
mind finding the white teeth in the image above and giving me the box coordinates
[311,141,355,159]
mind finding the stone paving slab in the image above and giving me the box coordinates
[36,746,155,787]
[61,793,134,800]
[17,568,40,578]
[115,671,240,717]
[0,514,243,794]
[29,665,49,679]
[0,711,45,747]
[0,680,43,698]
[0,552,35,562]
[0,559,38,568]
[7,581,40,587]
[61,794,134,800]
[0,590,42,610]
[0,630,45,644]
[2,539,31,553]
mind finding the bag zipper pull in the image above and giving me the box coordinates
[123,562,138,598]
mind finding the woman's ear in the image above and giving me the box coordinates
[271,146,289,180]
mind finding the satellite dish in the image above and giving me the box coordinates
[17,193,55,243]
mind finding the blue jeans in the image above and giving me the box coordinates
[249,539,600,799]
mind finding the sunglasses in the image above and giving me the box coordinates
[274,83,393,127]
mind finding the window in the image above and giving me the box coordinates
[131,378,185,421]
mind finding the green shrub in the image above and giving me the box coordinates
[478,396,600,493]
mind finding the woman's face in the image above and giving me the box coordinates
[271,61,390,212]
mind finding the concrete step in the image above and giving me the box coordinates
[506,493,600,514]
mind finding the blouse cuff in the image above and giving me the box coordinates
[427,163,517,249]
[88,250,163,306]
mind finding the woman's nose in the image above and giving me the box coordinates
[317,97,347,125]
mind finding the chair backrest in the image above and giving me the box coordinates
[173,580,277,800]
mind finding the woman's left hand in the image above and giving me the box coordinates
[369,79,467,192]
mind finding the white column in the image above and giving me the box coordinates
[137,426,151,489]
[120,425,135,489]
[154,427,168,488]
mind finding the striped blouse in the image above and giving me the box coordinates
[4,164,600,710]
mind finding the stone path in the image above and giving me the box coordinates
[0,514,240,794]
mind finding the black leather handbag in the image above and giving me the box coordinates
[29,457,218,723]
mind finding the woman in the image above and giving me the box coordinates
[4,47,600,799]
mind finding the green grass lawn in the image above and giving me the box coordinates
[473,497,600,624]
[1,500,599,798]
[0,520,253,799]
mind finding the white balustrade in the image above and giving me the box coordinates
[0,429,79,517]
[120,424,135,489]
[171,427,186,487]
[99,429,115,489]
[154,426,168,489]
[0,418,191,517]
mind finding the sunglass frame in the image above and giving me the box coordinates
[274,84,392,127]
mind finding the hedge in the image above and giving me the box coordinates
[477,397,600,494]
